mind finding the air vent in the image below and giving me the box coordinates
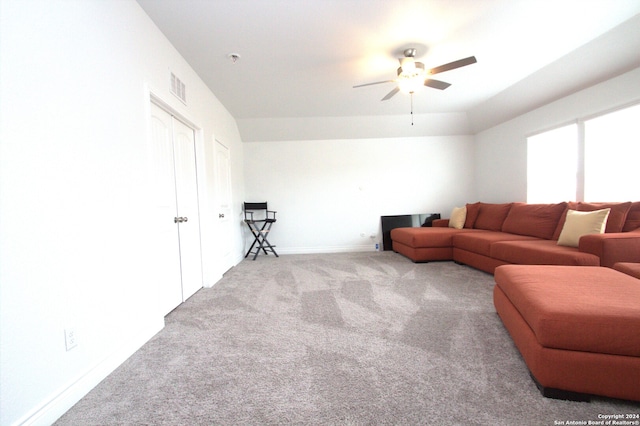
[170,72,187,104]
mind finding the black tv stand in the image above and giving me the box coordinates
[381,213,441,251]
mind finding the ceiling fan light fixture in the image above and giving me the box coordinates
[397,62,425,93]
[398,75,423,94]
[400,57,416,72]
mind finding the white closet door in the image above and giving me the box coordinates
[172,118,203,301]
[150,103,183,315]
[150,103,203,315]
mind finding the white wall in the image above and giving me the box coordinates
[243,136,475,253]
[243,67,640,255]
[474,67,640,202]
[0,1,245,425]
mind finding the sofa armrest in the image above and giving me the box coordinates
[579,230,640,267]
[433,219,449,227]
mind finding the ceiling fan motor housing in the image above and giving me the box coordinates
[403,48,417,57]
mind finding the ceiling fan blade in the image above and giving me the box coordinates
[381,87,400,101]
[353,80,395,88]
[428,56,477,75]
[424,79,451,90]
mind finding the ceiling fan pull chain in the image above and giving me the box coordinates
[410,92,414,126]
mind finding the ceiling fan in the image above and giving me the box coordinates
[353,48,477,101]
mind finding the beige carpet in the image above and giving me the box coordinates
[56,252,639,425]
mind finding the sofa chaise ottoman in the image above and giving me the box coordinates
[493,264,640,402]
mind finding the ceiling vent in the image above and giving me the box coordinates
[170,72,187,104]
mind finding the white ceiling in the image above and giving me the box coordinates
[136,0,640,136]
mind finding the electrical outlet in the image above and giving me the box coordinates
[65,327,78,351]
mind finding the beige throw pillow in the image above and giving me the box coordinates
[557,208,611,247]
[449,206,467,229]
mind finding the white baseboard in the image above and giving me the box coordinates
[232,252,245,266]
[203,273,223,288]
[19,317,164,426]
[276,245,378,255]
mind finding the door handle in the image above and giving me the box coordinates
[174,217,188,223]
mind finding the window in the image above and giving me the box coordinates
[584,104,640,202]
[527,103,640,203]
[527,124,578,203]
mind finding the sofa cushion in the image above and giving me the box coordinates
[494,265,640,357]
[622,201,640,232]
[448,206,466,229]
[554,202,631,236]
[501,202,567,240]
[577,202,632,233]
[491,239,600,266]
[432,219,449,227]
[464,202,481,229]
[453,231,536,257]
[557,208,610,247]
[473,203,512,231]
[390,227,474,249]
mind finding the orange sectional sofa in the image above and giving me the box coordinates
[494,264,640,402]
[391,201,640,274]
[392,202,640,402]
